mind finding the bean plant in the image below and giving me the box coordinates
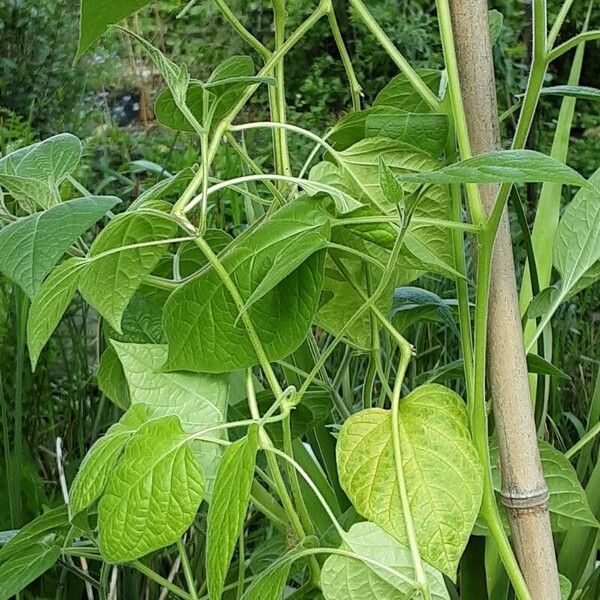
[1,0,600,599]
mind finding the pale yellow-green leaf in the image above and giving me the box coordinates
[336,384,483,579]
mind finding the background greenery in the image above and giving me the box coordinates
[0,0,599,596]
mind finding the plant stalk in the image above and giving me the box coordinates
[445,0,560,597]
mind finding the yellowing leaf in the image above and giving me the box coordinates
[336,384,482,578]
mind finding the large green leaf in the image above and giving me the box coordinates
[78,210,176,332]
[336,384,482,578]
[3,133,82,186]
[163,198,330,373]
[554,168,600,299]
[321,522,449,600]
[329,107,448,156]
[27,257,87,369]
[0,134,82,209]
[98,416,205,562]
[206,427,260,600]
[77,0,153,58]
[0,196,119,298]
[0,541,61,600]
[401,150,588,188]
[155,56,267,132]
[69,405,149,516]
[365,111,448,157]
[373,70,442,112]
[0,506,69,600]
[112,342,228,495]
[490,441,598,531]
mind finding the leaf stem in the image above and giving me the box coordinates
[131,560,192,600]
[213,0,271,60]
[326,7,362,110]
[390,338,430,600]
[349,0,441,112]
[176,538,199,600]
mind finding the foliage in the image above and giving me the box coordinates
[0,1,599,600]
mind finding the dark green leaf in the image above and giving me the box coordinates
[78,0,153,58]
[163,198,330,373]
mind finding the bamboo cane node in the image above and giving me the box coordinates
[499,486,550,510]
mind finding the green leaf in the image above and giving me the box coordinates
[374,70,442,113]
[207,427,260,600]
[0,134,82,209]
[400,150,588,188]
[329,107,448,156]
[69,404,149,516]
[526,354,570,380]
[336,384,483,578]
[242,541,314,600]
[4,133,82,186]
[77,0,153,58]
[78,210,176,332]
[0,541,61,600]
[366,111,448,157]
[105,286,168,344]
[0,196,119,298]
[117,27,189,108]
[0,506,69,600]
[111,341,228,495]
[27,257,86,370]
[156,56,260,132]
[538,85,600,101]
[321,522,449,600]
[97,346,130,410]
[0,505,69,560]
[490,441,598,531]
[554,168,600,299]
[391,286,458,336]
[560,574,572,600]
[98,416,205,563]
[163,198,330,373]
[488,9,504,44]
[310,138,453,273]
[0,173,53,210]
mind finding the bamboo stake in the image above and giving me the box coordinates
[446,1,560,597]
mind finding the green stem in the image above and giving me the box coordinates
[0,369,15,527]
[173,0,329,215]
[224,132,286,206]
[472,233,532,600]
[194,235,283,397]
[445,127,475,403]
[273,0,292,178]
[214,0,271,60]
[546,29,600,62]
[13,289,28,526]
[176,538,199,600]
[547,0,575,48]
[327,7,362,110]
[131,560,191,600]
[349,0,441,112]
[435,0,485,226]
[390,338,430,600]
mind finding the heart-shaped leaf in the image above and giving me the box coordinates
[336,384,483,578]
